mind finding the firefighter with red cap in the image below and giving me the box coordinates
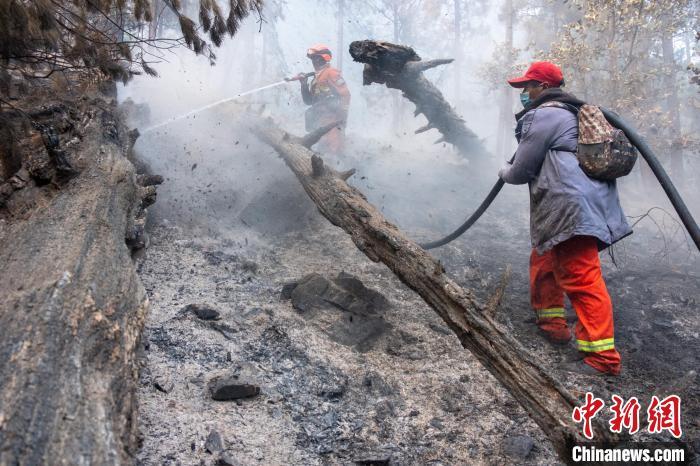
[499,61,632,376]
[292,44,351,154]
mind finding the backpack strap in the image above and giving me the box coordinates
[537,100,579,115]
[536,101,580,152]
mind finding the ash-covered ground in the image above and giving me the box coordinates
[134,118,700,465]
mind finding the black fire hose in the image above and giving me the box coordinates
[420,109,700,252]
[601,109,700,251]
[420,178,505,249]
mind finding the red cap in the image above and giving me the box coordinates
[507,61,564,88]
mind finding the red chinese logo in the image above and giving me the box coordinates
[572,392,605,439]
[573,394,683,439]
[609,395,641,434]
[647,395,682,438]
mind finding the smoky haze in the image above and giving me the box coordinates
[118,0,699,269]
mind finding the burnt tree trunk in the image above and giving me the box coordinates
[349,40,489,161]
[0,95,153,464]
[251,117,617,464]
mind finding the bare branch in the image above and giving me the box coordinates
[485,265,512,318]
[406,58,454,73]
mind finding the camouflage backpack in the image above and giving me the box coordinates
[540,102,637,181]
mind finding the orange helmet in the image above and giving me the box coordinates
[307,44,332,63]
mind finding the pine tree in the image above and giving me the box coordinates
[0,0,263,86]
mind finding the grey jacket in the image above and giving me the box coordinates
[499,105,632,253]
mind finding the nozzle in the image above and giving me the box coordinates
[285,72,315,82]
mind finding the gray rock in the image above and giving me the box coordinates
[208,376,260,401]
[280,282,298,300]
[290,274,328,313]
[204,429,224,454]
[333,271,390,314]
[291,272,389,316]
[216,453,241,466]
[503,435,534,458]
[321,387,346,401]
[184,304,221,321]
[429,417,444,430]
[153,375,174,394]
[288,272,391,351]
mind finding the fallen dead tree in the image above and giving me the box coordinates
[349,40,488,160]
[251,117,617,463]
[0,93,155,464]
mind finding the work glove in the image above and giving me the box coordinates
[498,153,516,179]
[284,73,311,82]
[498,162,513,180]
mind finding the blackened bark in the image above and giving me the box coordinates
[0,96,152,464]
[349,40,489,161]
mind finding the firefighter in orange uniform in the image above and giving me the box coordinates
[293,44,350,154]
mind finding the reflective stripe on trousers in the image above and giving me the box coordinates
[536,307,565,319]
[576,337,615,352]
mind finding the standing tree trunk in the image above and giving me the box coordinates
[238,22,257,89]
[391,4,402,134]
[337,0,345,72]
[147,0,165,39]
[250,117,618,465]
[662,30,683,183]
[453,0,463,109]
[496,0,515,158]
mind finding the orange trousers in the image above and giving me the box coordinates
[315,113,347,155]
[530,235,621,375]
[318,125,345,155]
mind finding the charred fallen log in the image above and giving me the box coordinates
[251,117,616,463]
[349,40,488,160]
[0,96,153,464]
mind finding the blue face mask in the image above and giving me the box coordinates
[520,91,531,108]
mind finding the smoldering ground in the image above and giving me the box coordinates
[119,4,699,465]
